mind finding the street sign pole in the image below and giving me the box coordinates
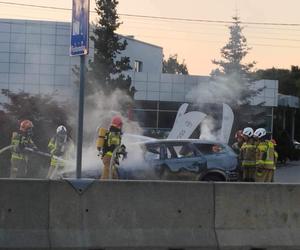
[70,0,90,178]
[76,54,86,178]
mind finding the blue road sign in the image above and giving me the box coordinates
[70,0,90,56]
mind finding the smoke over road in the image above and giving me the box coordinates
[64,89,145,174]
[186,75,248,141]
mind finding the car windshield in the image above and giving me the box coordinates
[144,144,161,160]
[195,143,226,155]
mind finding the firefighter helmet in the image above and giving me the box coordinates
[235,130,243,139]
[271,139,277,146]
[111,116,123,129]
[56,125,67,143]
[254,128,267,138]
[20,120,33,132]
[242,127,254,137]
[56,125,67,135]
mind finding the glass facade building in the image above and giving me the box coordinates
[0,19,93,104]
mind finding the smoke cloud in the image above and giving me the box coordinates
[63,89,146,176]
[186,75,245,105]
[186,75,245,141]
[199,116,219,141]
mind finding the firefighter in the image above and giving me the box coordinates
[232,130,246,180]
[239,127,256,182]
[254,128,276,182]
[232,130,245,155]
[271,139,279,167]
[47,125,69,179]
[98,116,124,180]
[10,119,37,178]
[271,139,279,182]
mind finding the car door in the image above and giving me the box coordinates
[141,142,165,179]
[118,142,164,180]
[195,142,235,170]
[161,142,207,176]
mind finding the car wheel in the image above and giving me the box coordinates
[202,173,225,182]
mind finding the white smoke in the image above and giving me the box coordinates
[63,89,147,176]
[186,75,244,141]
[186,75,245,105]
[199,116,219,141]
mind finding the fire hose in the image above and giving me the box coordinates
[24,147,72,179]
[0,145,14,155]
[0,145,72,179]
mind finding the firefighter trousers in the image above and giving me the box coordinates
[255,168,274,182]
[101,154,118,180]
[10,159,27,178]
[242,166,256,182]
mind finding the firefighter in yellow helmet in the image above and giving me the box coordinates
[99,116,123,179]
[254,128,276,182]
[10,119,37,178]
[47,125,70,179]
[239,127,256,182]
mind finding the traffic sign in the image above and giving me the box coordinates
[70,0,90,56]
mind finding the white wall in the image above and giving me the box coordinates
[132,72,278,107]
[250,79,278,107]
[118,36,163,74]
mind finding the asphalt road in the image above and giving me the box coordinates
[275,161,300,183]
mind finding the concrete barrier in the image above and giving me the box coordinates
[215,183,300,250]
[0,179,49,249]
[1,179,300,249]
[0,179,216,249]
[49,180,217,249]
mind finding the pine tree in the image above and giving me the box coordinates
[83,0,134,96]
[211,16,256,105]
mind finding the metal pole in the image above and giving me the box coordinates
[291,109,295,141]
[270,107,274,139]
[283,109,286,130]
[76,55,86,178]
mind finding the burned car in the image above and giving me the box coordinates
[120,139,238,181]
[62,139,238,182]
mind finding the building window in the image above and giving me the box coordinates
[134,60,143,72]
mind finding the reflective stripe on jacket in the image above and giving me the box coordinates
[48,137,65,168]
[256,140,276,170]
[11,132,34,161]
[103,131,121,157]
[240,142,257,167]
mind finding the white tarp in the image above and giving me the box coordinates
[168,103,206,139]
[220,103,234,143]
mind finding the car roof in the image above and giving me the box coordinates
[142,139,227,145]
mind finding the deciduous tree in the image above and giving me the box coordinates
[0,90,71,177]
[163,54,189,75]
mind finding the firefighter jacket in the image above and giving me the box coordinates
[102,126,122,157]
[240,141,257,168]
[232,141,243,155]
[256,140,276,170]
[11,131,36,161]
[48,136,67,168]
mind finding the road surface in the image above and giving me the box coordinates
[275,161,300,183]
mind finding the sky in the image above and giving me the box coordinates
[0,0,300,75]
